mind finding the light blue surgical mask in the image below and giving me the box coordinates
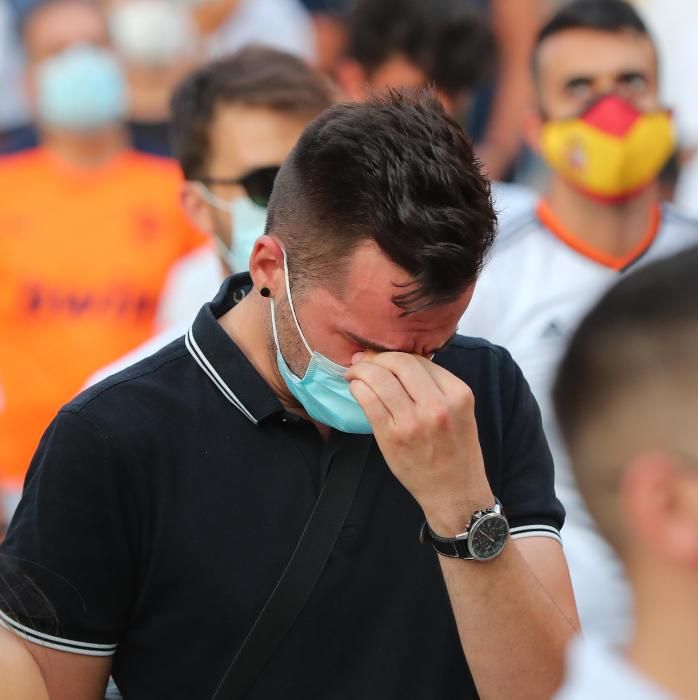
[36,44,126,130]
[271,252,372,434]
[197,185,267,273]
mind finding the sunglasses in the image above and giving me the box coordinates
[199,166,280,208]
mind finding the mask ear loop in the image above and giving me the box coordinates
[196,183,237,262]
[270,298,283,356]
[196,182,235,211]
[280,249,313,358]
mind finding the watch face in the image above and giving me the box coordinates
[468,514,509,560]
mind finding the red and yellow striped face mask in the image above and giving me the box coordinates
[540,94,675,201]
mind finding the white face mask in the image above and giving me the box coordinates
[197,184,268,273]
[108,0,196,67]
[36,44,126,130]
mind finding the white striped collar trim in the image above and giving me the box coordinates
[0,608,117,657]
[185,325,258,425]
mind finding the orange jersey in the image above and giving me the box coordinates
[0,147,207,488]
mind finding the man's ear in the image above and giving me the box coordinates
[249,235,285,298]
[335,58,369,102]
[622,453,698,568]
[181,181,215,236]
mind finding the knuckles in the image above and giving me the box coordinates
[392,418,421,444]
[427,400,451,430]
[447,383,475,413]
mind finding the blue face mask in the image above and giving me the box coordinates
[271,253,372,434]
[197,185,267,273]
[36,44,126,130]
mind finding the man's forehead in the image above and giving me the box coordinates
[341,240,414,306]
[208,103,307,177]
[369,53,429,89]
[326,240,472,339]
[25,1,107,57]
[537,28,657,82]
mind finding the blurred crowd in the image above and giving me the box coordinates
[2,0,698,697]
[0,0,552,518]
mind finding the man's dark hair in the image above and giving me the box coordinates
[266,89,497,314]
[533,0,651,77]
[347,0,495,98]
[171,46,335,181]
[554,245,698,457]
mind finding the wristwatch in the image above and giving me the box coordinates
[420,499,509,561]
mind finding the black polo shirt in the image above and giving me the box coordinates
[1,273,564,700]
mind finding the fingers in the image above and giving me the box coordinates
[349,379,392,429]
[410,353,463,396]
[346,361,414,424]
[348,351,439,402]
[349,351,475,424]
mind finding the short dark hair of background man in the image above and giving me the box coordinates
[338,0,495,116]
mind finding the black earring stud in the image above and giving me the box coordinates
[260,287,271,298]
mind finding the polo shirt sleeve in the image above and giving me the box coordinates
[0,409,137,656]
[497,349,565,544]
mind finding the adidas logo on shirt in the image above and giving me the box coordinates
[541,320,566,340]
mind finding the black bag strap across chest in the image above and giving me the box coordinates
[210,434,373,700]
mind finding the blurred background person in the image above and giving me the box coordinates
[459,0,698,645]
[88,46,335,384]
[337,0,538,227]
[337,0,550,182]
[468,0,552,182]
[299,0,350,77]
[106,0,200,157]
[337,0,496,125]
[553,246,698,700]
[0,0,207,526]
[0,0,201,157]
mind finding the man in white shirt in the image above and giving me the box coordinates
[459,0,698,643]
[552,246,698,699]
[87,46,333,384]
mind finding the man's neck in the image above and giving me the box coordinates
[42,126,129,170]
[627,567,698,699]
[219,295,331,439]
[545,178,659,260]
[126,65,185,122]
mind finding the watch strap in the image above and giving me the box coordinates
[419,522,473,559]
